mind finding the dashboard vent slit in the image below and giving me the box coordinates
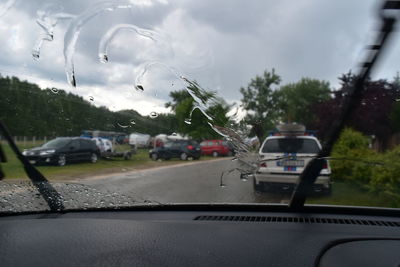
[193,216,400,227]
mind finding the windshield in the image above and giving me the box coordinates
[262,138,320,154]
[1,0,400,213]
[41,138,71,149]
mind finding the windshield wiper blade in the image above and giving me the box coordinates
[289,0,400,210]
[0,121,64,212]
[0,141,6,179]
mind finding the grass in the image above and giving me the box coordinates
[0,142,215,180]
[307,181,398,208]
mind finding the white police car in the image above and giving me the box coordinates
[254,124,331,194]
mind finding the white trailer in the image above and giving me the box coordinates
[129,133,151,148]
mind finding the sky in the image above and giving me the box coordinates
[1,0,399,116]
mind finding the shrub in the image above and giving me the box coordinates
[329,128,400,205]
[369,146,400,203]
[330,128,375,184]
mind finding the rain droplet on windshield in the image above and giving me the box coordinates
[117,122,129,128]
[32,50,40,61]
[149,111,158,119]
[50,87,58,93]
[68,72,76,87]
[135,84,144,91]
[99,53,108,63]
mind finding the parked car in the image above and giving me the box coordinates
[92,137,113,153]
[200,140,233,157]
[22,137,100,166]
[254,127,331,194]
[149,140,201,160]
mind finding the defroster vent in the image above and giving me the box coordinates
[194,215,400,227]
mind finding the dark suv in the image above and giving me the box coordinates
[149,140,201,160]
[22,137,100,166]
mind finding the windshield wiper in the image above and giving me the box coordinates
[289,0,400,210]
[0,121,64,212]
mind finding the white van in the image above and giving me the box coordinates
[254,134,331,194]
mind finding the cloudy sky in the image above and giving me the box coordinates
[0,0,398,116]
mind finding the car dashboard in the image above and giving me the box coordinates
[0,205,400,266]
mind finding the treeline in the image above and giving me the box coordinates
[0,76,179,137]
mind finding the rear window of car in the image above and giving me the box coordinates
[261,138,320,154]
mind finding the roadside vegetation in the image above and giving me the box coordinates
[308,181,396,208]
[308,128,400,208]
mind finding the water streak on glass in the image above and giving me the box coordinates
[32,4,75,61]
[63,1,137,87]
[0,0,16,18]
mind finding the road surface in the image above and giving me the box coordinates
[81,158,292,204]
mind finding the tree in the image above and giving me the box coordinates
[166,82,231,140]
[311,73,400,149]
[239,69,281,140]
[275,78,331,126]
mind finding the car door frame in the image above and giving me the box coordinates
[170,141,183,158]
[66,139,83,162]
[79,139,93,161]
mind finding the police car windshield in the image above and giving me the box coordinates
[262,138,320,154]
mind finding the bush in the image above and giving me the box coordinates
[331,128,376,184]
[369,146,400,203]
[330,128,400,205]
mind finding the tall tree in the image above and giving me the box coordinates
[166,83,231,140]
[311,73,400,150]
[275,78,331,126]
[239,69,281,140]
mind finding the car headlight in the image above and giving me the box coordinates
[22,150,28,156]
[39,149,56,156]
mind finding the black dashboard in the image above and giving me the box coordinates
[0,206,400,266]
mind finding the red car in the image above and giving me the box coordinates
[200,140,233,157]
